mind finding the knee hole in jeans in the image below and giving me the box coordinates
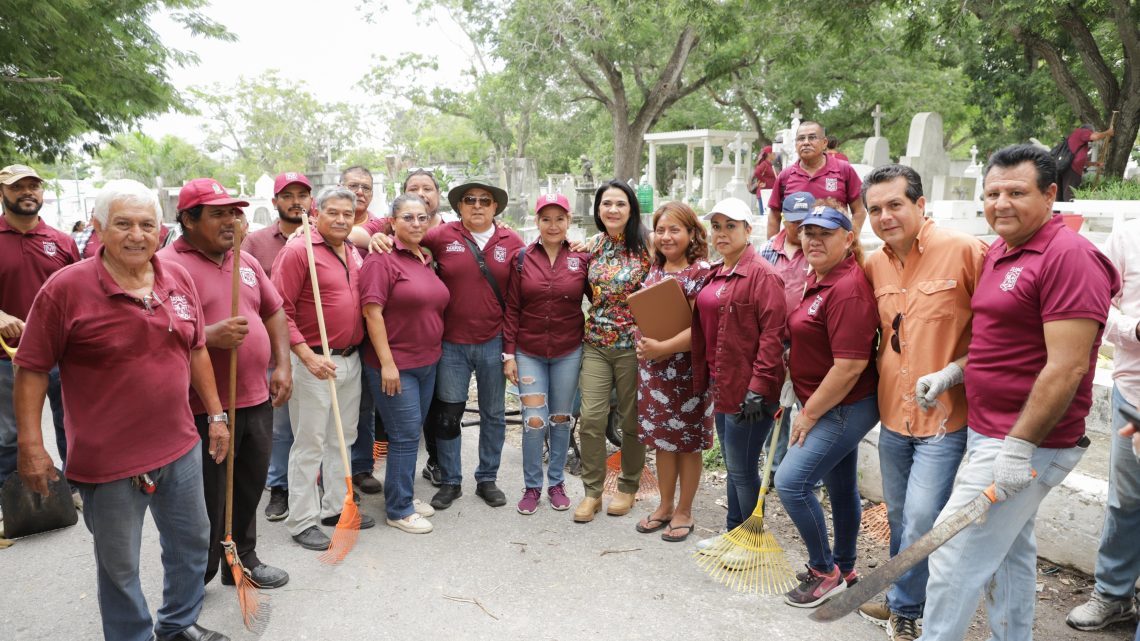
[550,414,571,424]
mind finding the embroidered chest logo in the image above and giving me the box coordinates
[493,246,507,262]
[567,257,580,271]
[825,177,838,192]
[445,240,465,253]
[999,266,1023,292]
[170,294,192,320]
[42,240,58,256]
[239,266,257,288]
[807,294,824,316]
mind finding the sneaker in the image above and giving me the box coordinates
[547,483,571,511]
[352,472,383,495]
[803,567,860,588]
[517,487,542,515]
[320,512,376,529]
[695,534,726,557]
[784,564,846,608]
[413,499,435,517]
[71,489,83,511]
[386,512,433,534]
[264,487,288,521]
[421,462,442,487]
[889,613,920,641]
[292,526,331,551]
[857,600,890,629]
[1066,591,1137,631]
[475,481,507,507]
[430,484,463,510]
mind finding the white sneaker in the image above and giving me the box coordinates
[413,499,435,517]
[720,547,760,571]
[386,512,433,534]
[1066,591,1137,630]
[695,534,726,557]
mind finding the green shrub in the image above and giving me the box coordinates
[1073,177,1140,201]
[702,441,724,470]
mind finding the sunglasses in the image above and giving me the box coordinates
[396,213,431,225]
[462,195,494,207]
[890,313,903,353]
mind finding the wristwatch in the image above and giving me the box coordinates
[207,413,229,424]
[501,353,515,362]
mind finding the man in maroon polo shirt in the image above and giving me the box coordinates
[243,171,311,522]
[1056,123,1115,202]
[0,164,80,498]
[159,178,293,588]
[767,121,865,239]
[271,185,375,551]
[921,144,1120,641]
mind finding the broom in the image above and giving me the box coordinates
[299,211,361,565]
[221,223,270,632]
[694,408,797,594]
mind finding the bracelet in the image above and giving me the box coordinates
[207,413,229,424]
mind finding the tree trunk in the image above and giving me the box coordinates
[612,122,643,183]
[1103,100,1138,179]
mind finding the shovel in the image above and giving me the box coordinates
[1,466,77,539]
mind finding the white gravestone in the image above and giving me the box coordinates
[862,104,891,167]
[899,112,950,200]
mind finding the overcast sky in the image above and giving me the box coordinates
[142,0,472,147]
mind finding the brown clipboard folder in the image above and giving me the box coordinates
[627,276,691,341]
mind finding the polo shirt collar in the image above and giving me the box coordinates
[93,245,170,298]
[995,214,1064,260]
[769,229,788,252]
[793,153,838,178]
[718,244,759,277]
[171,235,231,265]
[807,254,858,290]
[0,215,49,236]
[272,220,289,239]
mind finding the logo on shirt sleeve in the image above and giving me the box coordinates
[493,246,507,263]
[239,266,257,288]
[42,240,58,256]
[170,294,193,320]
[445,240,465,253]
[999,266,1023,292]
[825,177,838,192]
[567,257,580,272]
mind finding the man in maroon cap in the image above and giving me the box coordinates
[244,171,311,522]
[159,178,292,588]
[0,163,80,500]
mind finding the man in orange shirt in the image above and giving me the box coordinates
[858,164,988,641]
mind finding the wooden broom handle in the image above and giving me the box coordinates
[224,222,242,536]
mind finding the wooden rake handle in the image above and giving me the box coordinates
[224,222,243,537]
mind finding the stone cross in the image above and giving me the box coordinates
[872,104,884,138]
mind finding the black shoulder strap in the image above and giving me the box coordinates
[516,246,527,274]
[462,235,506,311]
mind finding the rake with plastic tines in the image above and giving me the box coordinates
[693,409,797,594]
[602,449,659,500]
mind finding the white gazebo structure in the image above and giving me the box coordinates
[644,129,759,210]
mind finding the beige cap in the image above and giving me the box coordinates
[0,164,43,186]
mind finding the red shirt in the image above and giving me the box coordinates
[752,160,776,194]
[15,249,204,483]
[358,239,450,370]
[761,230,809,318]
[359,215,389,236]
[966,216,1119,448]
[768,155,862,213]
[271,230,364,350]
[1067,127,1094,176]
[692,246,787,413]
[0,216,79,357]
[694,272,725,374]
[787,255,879,404]
[244,220,290,276]
[159,238,283,414]
[421,221,524,345]
[503,241,591,358]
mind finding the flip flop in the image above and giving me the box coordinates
[635,515,673,533]
[661,522,694,543]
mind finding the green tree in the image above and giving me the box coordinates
[96,132,230,187]
[0,0,232,160]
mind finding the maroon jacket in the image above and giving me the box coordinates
[692,245,787,413]
[503,241,591,359]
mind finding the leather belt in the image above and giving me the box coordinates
[311,344,357,357]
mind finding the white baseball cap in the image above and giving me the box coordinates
[703,197,753,223]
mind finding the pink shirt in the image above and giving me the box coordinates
[694,272,726,374]
[421,221,524,345]
[761,229,809,318]
[359,215,389,236]
[1105,219,1140,407]
[271,230,364,350]
[966,215,1120,448]
[768,155,862,213]
[159,238,283,413]
[244,220,290,276]
[503,241,591,358]
[15,249,204,483]
[0,216,79,357]
[787,255,879,404]
[358,239,450,370]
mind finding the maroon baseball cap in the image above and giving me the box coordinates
[273,171,312,195]
[177,178,249,210]
[761,145,773,156]
[534,193,571,215]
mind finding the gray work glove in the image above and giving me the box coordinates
[915,362,964,410]
[992,436,1036,501]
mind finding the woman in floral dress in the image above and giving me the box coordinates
[633,202,712,542]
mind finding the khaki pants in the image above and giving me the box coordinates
[578,344,644,497]
[285,352,361,536]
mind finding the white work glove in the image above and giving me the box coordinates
[780,379,796,408]
[992,436,1036,501]
[915,362,964,410]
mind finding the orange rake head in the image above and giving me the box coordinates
[602,450,660,500]
[223,538,270,633]
[318,477,361,565]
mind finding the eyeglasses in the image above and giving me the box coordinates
[794,134,822,143]
[890,313,903,353]
[344,183,373,194]
[396,213,431,225]
[462,195,494,207]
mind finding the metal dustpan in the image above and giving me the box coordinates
[1,467,77,539]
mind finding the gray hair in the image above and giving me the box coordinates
[93,179,162,226]
[315,185,357,212]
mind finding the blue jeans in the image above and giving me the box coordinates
[350,378,377,476]
[775,394,878,573]
[715,412,774,530]
[265,367,292,490]
[517,347,581,489]
[923,429,1086,641]
[0,360,65,484]
[434,337,506,485]
[878,425,968,619]
[1092,386,1140,601]
[365,361,437,520]
[75,446,210,641]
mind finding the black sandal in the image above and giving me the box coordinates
[661,522,694,542]
[635,515,672,533]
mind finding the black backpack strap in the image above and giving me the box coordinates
[462,235,506,311]
[516,246,527,274]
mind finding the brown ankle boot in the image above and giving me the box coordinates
[607,491,635,516]
[573,496,603,523]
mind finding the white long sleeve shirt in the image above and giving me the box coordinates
[1104,218,1140,406]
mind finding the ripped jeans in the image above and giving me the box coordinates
[517,346,582,490]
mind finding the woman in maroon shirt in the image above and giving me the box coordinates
[502,194,590,515]
[775,206,879,608]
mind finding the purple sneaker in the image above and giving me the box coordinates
[517,487,541,515]
[547,483,571,511]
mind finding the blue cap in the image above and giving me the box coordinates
[781,191,816,221]
[800,206,852,231]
